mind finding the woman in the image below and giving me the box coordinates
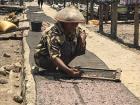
[34,6,87,77]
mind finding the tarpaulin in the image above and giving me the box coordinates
[120,0,140,5]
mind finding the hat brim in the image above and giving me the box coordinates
[55,18,85,23]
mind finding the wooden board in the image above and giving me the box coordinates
[78,67,121,82]
[32,66,122,82]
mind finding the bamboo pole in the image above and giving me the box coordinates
[86,0,89,24]
[134,1,139,47]
[111,2,118,38]
[89,0,94,19]
[64,0,66,7]
[99,3,103,33]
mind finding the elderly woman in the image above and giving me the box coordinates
[34,6,87,77]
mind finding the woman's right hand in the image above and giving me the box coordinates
[68,67,81,77]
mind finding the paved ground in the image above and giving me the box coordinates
[25,1,140,105]
[36,79,140,105]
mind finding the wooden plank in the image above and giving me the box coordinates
[0,5,24,9]
[78,67,122,82]
[33,67,122,82]
[0,27,29,35]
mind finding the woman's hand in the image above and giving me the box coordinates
[52,57,81,77]
[67,67,81,77]
[79,30,87,48]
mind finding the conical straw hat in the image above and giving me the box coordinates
[55,6,85,23]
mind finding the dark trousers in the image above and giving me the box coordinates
[38,0,43,8]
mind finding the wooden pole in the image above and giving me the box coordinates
[111,2,118,38]
[20,0,23,6]
[134,2,139,47]
[1,0,4,5]
[86,0,89,24]
[72,0,74,5]
[99,3,103,33]
[89,0,94,19]
[64,0,66,7]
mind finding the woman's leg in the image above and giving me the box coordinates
[34,54,56,71]
[40,0,43,8]
[38,0,40,7]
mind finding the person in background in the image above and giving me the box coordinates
[38,0,43,8]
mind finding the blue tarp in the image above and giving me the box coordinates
[95,0,120,3]
[96,0,140,4]
[120,0,140,5]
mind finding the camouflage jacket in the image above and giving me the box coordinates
[35,22,85,61]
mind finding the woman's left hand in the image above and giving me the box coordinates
[79,30,87,48]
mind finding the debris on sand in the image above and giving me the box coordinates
[0,79,8,84]
[13,95,23,103]
[12,62,22,73]
[14,83,19,88]
[3,53,11,57]
[2,62,22,74]
[3,64,15,72]
[0,67,7,76]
